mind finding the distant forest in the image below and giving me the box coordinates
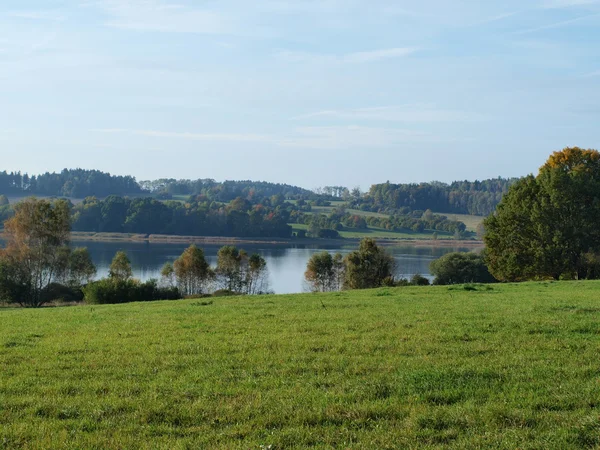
[0,168,518,219]
[350,179,519,216]
[0,169,142,198]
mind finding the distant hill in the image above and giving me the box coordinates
[1,168,520,217]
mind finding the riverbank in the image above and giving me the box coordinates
[68,231,484,248]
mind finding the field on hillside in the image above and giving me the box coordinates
[2,283,600,448]
[434,212,485,232]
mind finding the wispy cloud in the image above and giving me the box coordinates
[580,69,600,77]
[279,125,434,149]
[293,105,481,123]
[8,11,66,22]
[93,129,273,143]
[86,0,237,35]
[277,47,417,64]
[513,12,600,34]
[92,124,449,150]
[543,0,600,9]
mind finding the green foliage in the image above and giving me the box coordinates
[485,147,600,281]
[304,252,345,292]
[2,282,600,447]
[173,245,213,296]
[0,194,8,206]
[71,195,292,238]
[83,278,180,304]
[58,247,97,288]
[352,178,518,216]
[344,238,395,289]
[1,198,72,307]
[0,258,30,305]
[108,251,132,281]
[0,169,141,197]
[410,274,431,286]
[430,252,496,285]
[215,246,270,294]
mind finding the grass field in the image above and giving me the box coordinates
[433,212,485,233]
[2,282,600,448]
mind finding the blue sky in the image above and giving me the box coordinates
[1,0,599,189]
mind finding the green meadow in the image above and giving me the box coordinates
[1,282,600,448]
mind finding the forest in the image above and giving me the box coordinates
[351,178,518,216]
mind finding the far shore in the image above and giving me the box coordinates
[0,231,484,248]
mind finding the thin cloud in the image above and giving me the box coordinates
[86,0,237,35]
[277,47,418,64]
[92,128,273,143]
[92,125,450,150]
[580,69,600,77]
[8,11,66,21]
[513,13,600,34]
[543,0,600,8]
[293,105,481,123]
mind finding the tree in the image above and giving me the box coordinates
[0,257,30,306]
[0,195,9,206]
[160,262,175,288]
[0,198,71,307]
[58,247,97,288]
[430,252,496,285]
[245,253,269,295]
[173,245,213,296]
[304,251,345,292]
[344,238,395,290]
[305,252,335,292]
[216,246,246,292]
[485,147,600,281]
[109,251,133,281]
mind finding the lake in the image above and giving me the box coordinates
[72,241,477,294]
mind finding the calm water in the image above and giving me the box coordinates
[71,241,475,294]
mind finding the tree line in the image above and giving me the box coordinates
[72,195,293,238]
[350,178,518,216]
[140,178,315,202]
[0,169,142,198]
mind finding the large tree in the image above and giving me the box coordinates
[304,251,345,292]
[173,245,213,296]
[344,238,395,290]
[485,147,600,281]
[0,198,71,307]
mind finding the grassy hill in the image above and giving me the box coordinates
[1,282,599,448]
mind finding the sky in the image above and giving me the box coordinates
[0,0,599,190]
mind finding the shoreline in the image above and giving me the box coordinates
[72,232,484,248]
[1,231,484,248]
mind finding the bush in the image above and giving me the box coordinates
[83,278,181,305]
[43,283,84,303]
[410,274,430,286]
[317,229,340,239]
[430,252,496,285]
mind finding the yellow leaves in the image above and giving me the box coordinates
[541,147,600,173]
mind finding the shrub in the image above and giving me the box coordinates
[430,252,496,285]
[83,278,181,305]
[410,274,430,286]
